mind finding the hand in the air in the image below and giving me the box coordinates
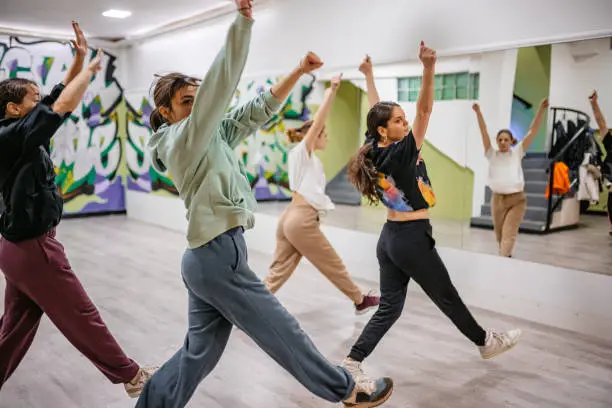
[418,41,437,68]
[300,52,324,74]
[359,55,373,76]
[87,49,103,74]
[235,0,253,19]
[331,73,342,90]
[70,21,87,57]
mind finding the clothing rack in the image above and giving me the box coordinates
[544,107,591,232]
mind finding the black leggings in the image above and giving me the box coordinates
[608,189,612,226]
[349,219,487,362]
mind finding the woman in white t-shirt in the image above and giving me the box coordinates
[264,75,380,315]
[472,99,549,257]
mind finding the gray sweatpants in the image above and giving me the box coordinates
[136,227,354,407]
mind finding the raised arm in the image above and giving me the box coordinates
[3,51,103,154]
[589,90,609,140]
[472,103,492,154]
[359,55,379,108]
[63,21,87,86]
[522,98,549,150]
[221,51,324,148]
[183,2,253,151]
[52,51,102,115]
[411,41,436,149]
[301,73,341,154]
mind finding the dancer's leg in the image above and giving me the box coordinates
[348,229,409,362]
[386,221,520,359]
[491,193,509,254]
[136,290,232,408]
[607,186,612,235]
[265,208,303,293]
[500,192,526,257]
[0,278,43,389]
[284,205,367,305]
[139,227,392,407]
[0,232,140,384]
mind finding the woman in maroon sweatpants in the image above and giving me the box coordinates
[0,21,155,397]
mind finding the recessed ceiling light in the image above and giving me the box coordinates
[102,9,132,19]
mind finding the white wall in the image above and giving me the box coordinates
[125,0,612,89]
[550,38,612,132]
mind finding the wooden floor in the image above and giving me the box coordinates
[257,202,612,276]
[1,216,611,408]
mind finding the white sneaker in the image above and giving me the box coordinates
[479,329,522,359]
[341,359,394,407]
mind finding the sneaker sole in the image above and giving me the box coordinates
[355,304,380,316]
[481,330,522,360]
[126,389,142,398]
[343,379,394,408]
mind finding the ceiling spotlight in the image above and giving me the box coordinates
[102,9,132,19]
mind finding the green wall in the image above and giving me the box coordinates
[357,89,474,220]
[317,81,363,180]
[511,45,551,152]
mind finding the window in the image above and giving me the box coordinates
[398,72,480,102]
[398,77,421,102]
[469,73,480,100]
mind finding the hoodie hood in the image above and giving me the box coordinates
[148,123,170,173]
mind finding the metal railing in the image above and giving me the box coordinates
[544,107,591,232]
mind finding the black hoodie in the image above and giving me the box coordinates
[0,83,68,242]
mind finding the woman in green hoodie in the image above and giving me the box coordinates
[136,3,394,408]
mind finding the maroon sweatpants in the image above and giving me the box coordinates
[0,229,139,389]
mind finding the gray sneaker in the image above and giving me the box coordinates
[342,359,394,407]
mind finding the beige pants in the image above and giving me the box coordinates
[264,195,364,304]
[491,191,527,257]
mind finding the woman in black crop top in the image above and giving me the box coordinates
[588,90,612,236]
[340,49,522,379]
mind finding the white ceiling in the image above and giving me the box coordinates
[0,0,234,40]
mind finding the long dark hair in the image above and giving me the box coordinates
[149,73,201,131]
[347,101,399,204]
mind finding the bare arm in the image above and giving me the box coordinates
[412,41,436,149]
[302,74,341,154]
[523,98,549,150]
[63,21,87,85]
[52,50,102,114]
[270,52,323,102]
[472,103,491,154]
[359,56,379,108]
[589,90,609,139]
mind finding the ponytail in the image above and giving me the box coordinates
[347,142,380,205]
[286,120,313,143]
[149,108,167,132]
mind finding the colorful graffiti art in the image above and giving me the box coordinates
[125,91,178,196]
[0,36,127,214]
[125,73,318,201]
[235,74,316,200]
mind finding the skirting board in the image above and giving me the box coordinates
[126,190,612,342]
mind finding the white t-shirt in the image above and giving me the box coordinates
[288,140,335,211]
[485,142,525,194]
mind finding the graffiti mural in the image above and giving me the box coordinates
[124,91,178,196]
[0,36,127,215]
[125,74,318,200]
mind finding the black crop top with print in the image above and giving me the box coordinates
[368,131,436,212]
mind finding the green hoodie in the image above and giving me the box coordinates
[148,13,283,248]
